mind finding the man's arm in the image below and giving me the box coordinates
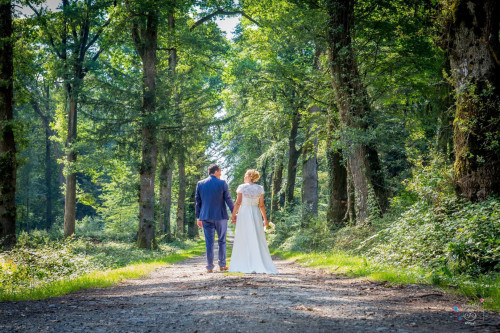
[195,183,202,227]
[223,181,235,213]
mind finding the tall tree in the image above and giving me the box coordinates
[284,106,302,206]
[326,105,348,228]
[128,0,160,249]
[0,0,16,248]
[27,0,114,237]
[301,105,319,225]
[325,0,387,222]
[447,0,500,201]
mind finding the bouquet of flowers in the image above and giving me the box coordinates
[264,221,275,233]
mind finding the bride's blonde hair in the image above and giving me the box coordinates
[246,169,260,183]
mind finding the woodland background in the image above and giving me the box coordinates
[0,0,498,308]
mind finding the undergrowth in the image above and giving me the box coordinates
[0,231,204,301]
[268,155,500,311]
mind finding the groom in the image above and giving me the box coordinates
[195,164,234,273]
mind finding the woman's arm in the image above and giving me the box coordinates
[231,193,242,224]
[258,194,269,227]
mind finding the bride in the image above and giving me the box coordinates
[229,169,279,274]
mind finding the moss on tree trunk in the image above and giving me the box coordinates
[449,0,500,201]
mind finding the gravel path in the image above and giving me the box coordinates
[1,234,499,332]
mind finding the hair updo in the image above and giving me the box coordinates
[246,169,260,183]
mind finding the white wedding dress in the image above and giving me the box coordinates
[229,183,279,274]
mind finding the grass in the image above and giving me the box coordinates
[0,240,206,302]
[271,248,500,312]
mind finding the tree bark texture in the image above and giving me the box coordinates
[366,145,388,213]
[61,0,79,237]
[133,9,159,249]
[285,109,301,206]
[301,106,319,226]
[449,0,500,201]
[0,0,16,248]
[176,150,186,236]
[326,0,387,223]
[326,111,347,229]
[158,162,173,236]
[64,93,79,237]
[326,104,348,228]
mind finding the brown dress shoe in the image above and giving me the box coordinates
[207,269,213,273]
[219,266,229,271]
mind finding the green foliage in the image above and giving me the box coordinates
[0,231,204,300]
[271,153,500,310]
[365,156,499,276]
[446,200,500,275]
[269,204,334,252]
[0,232,100,295]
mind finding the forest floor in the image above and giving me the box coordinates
[1,232,499,333]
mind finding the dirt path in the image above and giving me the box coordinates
[1,234,499,332]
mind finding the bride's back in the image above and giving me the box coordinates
[237,183,264,206]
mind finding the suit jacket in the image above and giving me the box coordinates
[195,175,234,221]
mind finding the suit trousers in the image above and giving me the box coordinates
[202,219,227,270]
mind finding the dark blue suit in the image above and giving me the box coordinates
[195,175,234,269]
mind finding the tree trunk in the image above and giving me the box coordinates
[261,158,269,196]
[167,3,186,238]
[301,106,319,226]
[326,108,347,228]
[0,0,16,248]
[186,183,197,239]
[285,109,301,206]
[366,145,388,213]
[271,155,284,220]
[326,103,348,228]
[135,11,159,249]
[448,0,500,201]
[157,3,176,239]
[61,0,93,237]
[326,0,387,223]
[176,149,186,236]
[44,124,53,230]
[158,162,173,237]
[346,163,356,223]
[64,94,78,237]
